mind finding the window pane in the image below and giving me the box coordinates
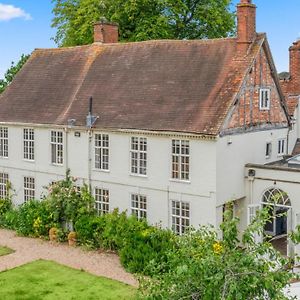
[130,137,147,175]
[171,201,190,235]
[131,194,147,220]
[95,134,109,170]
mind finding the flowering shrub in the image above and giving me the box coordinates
[46,170,95,229]
[0,170,94,239]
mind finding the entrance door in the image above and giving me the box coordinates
[261,188,292,256]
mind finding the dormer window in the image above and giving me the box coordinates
[259,88,271,110]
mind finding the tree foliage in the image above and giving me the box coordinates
[0,54,30,94]
[51,0,235,46]
[138,208,297,300]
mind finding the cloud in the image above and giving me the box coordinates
[0,3,32,21]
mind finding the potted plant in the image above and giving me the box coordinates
[68,231,77,246]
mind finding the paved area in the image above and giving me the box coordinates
[0,229,137,286]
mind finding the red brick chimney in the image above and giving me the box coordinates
[237,0,257,54]
[280,40,300,98]
[94,20,119,44]
[288,40,300,93]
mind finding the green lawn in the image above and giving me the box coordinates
[0,246,14,256]
[0,260,137,300]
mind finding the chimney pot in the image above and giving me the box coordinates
[94,20,119,44]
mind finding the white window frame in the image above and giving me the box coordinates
[0,127,8,158]
[277,138,286,156]
[171,140,190,181]
[171,200,190,235]
[24,176,35,202]
[131,194,147,220]
[95,134,109,171]
[130,137,147,176]
[247,204,262,243]
[51,131,63,165]
[0,173,9,199]
[259,88,271,110]
[24,128,35,161]
[94,188,109,215]
[265,142,272,158]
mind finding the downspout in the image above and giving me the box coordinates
[64,127,69,175]
[287,127,290,155]
[88,129,92,192]
[250,178,253,205]
[86,96,98,192]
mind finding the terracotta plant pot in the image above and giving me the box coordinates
[49,227,58,242]
[67,231,77,246]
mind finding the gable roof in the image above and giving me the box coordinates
[0,34,287,135]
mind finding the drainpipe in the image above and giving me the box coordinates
[64,127,69,175]
[249,179,252,205]
[87,129,92,191]
[287,127,290,155]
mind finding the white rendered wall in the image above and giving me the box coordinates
[244,165,300,256]
[216,128,289,207]
[0,125,218,228]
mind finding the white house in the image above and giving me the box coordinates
[1,0,300,255]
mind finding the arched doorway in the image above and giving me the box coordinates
[261,188,291,256]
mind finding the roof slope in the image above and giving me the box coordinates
[0,36,265,135]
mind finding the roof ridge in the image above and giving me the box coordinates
[33,37,238,52]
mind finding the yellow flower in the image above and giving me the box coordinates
[33,217,42,229]
[213,242,223,254]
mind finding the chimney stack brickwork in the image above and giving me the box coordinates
[289,40,300,93]
[237,0,257,54]
[280,40,300,101]
[94,21,119,44]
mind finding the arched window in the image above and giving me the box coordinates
[262,188,291,207]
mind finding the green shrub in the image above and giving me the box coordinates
[0,198,12,216]
[16,200,55,237]
[46,171,95,228]
[0,170,178,278]
[0,181,14,225]
[120,226,175,275]
[75,215,106,249]
[76,210,174,275]
[0,209,19,230]
[100,210,133,250]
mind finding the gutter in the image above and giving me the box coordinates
[0,122,217,141]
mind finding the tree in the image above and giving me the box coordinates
[138,207,297,300]
[0,54,30,94]
[51,0,235,46]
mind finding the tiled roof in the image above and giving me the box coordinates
[0,36,265,135]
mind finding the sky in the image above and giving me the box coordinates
[0,0,300,79]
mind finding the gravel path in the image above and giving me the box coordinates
[0,229,137,286]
